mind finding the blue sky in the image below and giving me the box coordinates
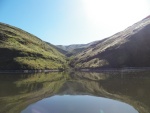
[0,0,150,45]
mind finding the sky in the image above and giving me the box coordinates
[0,0,150,45]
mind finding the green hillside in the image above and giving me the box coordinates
[0,23,67,70]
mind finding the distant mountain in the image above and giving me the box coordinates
[57,41,98,56]
[0,23,67,70]
[70,16,150,69]
[46,42,68,55]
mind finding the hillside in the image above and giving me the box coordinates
[0,23,67,70]
[70,16,150,69]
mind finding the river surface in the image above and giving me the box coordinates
[0,70,150,113]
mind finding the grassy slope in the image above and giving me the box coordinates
[70,16,150,69]
[0,23,67,70]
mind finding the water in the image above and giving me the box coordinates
[0,70,150,113]
[22,95,138,113]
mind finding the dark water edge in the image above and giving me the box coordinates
[0,69,60,73]
[79,67,150,72]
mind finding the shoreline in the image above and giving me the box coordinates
[0,69,61,73]
[1,67,150,73]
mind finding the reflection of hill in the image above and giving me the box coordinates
[58,72,109,95]
[59,71,150,113]
[101,72,150,113]
[0,72,69,113]
[0,71,150,113]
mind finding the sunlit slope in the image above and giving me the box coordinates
[0,23,67,70]
[71,16,150,69]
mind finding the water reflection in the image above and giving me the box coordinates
[0,70,150,113]
[22,95,138,113]
[0,72,68,113]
